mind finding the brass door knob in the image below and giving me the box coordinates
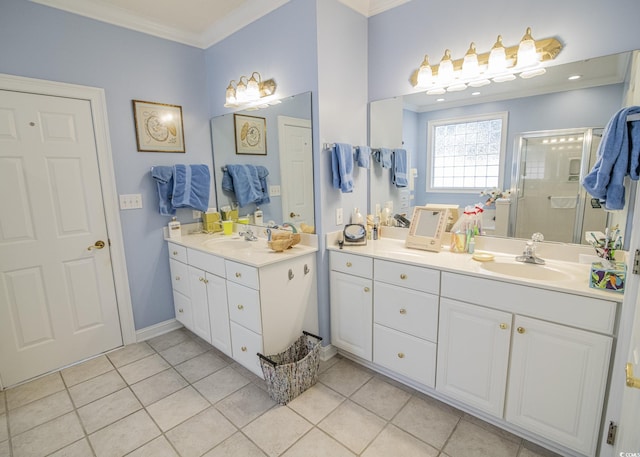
[517,327,525,334]
[626,363,640,389]
[88,240,105,251]
[290,212,300,218]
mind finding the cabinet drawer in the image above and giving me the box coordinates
[168,242,188,263]
[330,251,373,278]
[226,260,259,289]
[374,282,438,342]
[373,324,436,388]
[230,321,264,378]
[169,258,190,296]
[374,259,439,294]
[188,248,225,277]
[227,281,262,334]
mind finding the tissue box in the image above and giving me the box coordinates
[202,212,222,233]
[589,261,626,293]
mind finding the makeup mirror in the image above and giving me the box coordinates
[406,207,450,252]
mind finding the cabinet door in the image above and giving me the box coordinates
[506,316,612,456]
[206,273,231,357]
[172,290,192,329]
[187,266,212,343]
[330,271,373,361]
[436,298,512,417]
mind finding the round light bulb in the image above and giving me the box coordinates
[416,55,433,87]
[437,50,454,84]
[517,27,539,68]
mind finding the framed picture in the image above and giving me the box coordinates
[132,100,185,152]
[234,114,267,155]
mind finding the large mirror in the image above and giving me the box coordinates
[210,92,314,229]
[369,51,637,246]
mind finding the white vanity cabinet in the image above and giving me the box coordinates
[168,243,192,329]
[329,251,373,360]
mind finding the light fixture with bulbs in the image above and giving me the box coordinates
[225,72,277,109]
[411,27,562,95]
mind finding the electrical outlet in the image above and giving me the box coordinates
[192,210,202,219]
[269,185,281,197]
[119,194,143,210]
[336,207,343,225]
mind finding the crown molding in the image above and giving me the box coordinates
[337,0,410,17]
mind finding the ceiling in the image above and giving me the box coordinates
[29,0,410,49]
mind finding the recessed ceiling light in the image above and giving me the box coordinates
[471,91,481,96]
[568,74,582,80]
[436,98,445,102]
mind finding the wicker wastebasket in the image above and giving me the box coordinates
[257,331,323,405]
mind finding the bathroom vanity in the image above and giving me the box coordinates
[167,230,318,377]
[328,236,620,457]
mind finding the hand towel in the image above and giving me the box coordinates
[550,196,577,209]
[373,148,393,169]
[582,106,640,210]
[255,165,271,205]
[151,166,175,216]
[223,164,270,207]
[355,146,371,169]
[171,164,211,212]
[331,143,354,193]
[392,148,408,188]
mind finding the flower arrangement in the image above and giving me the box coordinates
[480,188,511,206]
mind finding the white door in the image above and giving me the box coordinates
[0,90,123,387]
[278,116,313,225]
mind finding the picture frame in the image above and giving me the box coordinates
[132,100,185,153]
[234,114,267,155]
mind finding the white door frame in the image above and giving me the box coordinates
[0,73,136,388]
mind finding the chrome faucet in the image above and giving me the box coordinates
[239,228,258,241]
[515,232,545,265]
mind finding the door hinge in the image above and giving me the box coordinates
[108,238,112,247]
[606,421,617,445]
[633,249,640,275]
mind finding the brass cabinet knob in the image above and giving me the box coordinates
[178,308,183,313]
[173,251,178,256]
[175,276,180,281]
[203,278,208,284]
[364,287,370,292]
[241,346,247,352]
[400,273,407,280]
[199,277,205,282]
[235,272,242,278]
[499,323,508,330]
[399,308,407,315]
[397,352,405,359]
[517,327,525,334]
[346,262,352,267]
[237,304,244,310]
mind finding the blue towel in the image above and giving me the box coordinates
[583,106,640,210]
[355,146,371,169]
[331,143,354,193]
[171,164,210,212]
[223,164,270,207]
[373,148,393,169]
[151,166,175,216]
[392,148,408,188]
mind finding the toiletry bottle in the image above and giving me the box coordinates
[352,208,364,225]
[168,217,181,240]
[373,217,379,240]
[254,207,263,226]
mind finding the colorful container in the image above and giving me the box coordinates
[589,261,626,293]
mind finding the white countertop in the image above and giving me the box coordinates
[327,236,623,302]
[167,231,318,268]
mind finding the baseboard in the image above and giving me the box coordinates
[135,319,183,342]
[320,344,338,361]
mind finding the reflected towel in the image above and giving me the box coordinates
[171,164,210,212]
[223,164,270,207]
[583,106,640,210]
[331,143,354,193]
[151,166,175,216]
[373,148,393,169]
[355,146,371,169]
[392,148,408,188]
[550,196,577,209]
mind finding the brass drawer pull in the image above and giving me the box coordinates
[397,352,405,359]
[399,308,407,315]
[499,323,508,330]
[241,346,247,352]
[237,304,244,310]
[364,287,370,292]
[173,251,178,256]
[346,262,352,267]
[235,272,242,278]
[517,327,525,334]
[178,308,183,313]
[175,276,180,281]
[400,273,407,280]
[199,277,205,282]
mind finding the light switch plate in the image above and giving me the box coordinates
[336,207,343,225]
[269,185,281,197]
[119,194,142,210]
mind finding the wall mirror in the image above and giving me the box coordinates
[369,50,638,247]
[210,92,314,229]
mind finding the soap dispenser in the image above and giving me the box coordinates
[168,217,181,240]
[254,207,264,226]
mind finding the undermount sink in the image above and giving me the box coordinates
[203,236,257,251]
[479,259,571,281]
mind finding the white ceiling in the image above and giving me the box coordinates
[29,0,410,49]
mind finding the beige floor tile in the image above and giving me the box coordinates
[146,386,209,432]
[174,351,228,383]
[318,359,373,397]
[61,356,114,387]
[243,406,312,457]
[443,419,520,457]
[11,411,84,457]
[318,355,341,374]
[117,354,170,385]
[147,329,191,352]
[281,428,355,457]
[351,377,411,420]
[107,342,155,368]
[8,390,73,435]
[130,368,188,406]
[193,366,250,404]
[6,373,65,410]
[215,383,275,427]
[318,400,386,454]
[48,438,93,457]
[166,407,236,457]
[77,388,141,433]
[392,395,460,449]
[68,370,126,408]
[0,414,6,442]
[464,413,523,444]
[88,410,160,457]
[0,440,9,457]
[127,436,179,457]
[362,424,439,457]
[203,432,266,457]
[287,383,345,424]
[159,339,209,366]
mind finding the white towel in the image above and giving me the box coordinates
[550,196,577,209]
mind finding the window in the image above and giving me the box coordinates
[427,112,508,192]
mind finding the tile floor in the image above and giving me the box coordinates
[0,328,564,457]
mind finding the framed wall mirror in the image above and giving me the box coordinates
[210,92,314,229]
[369,50,638,247]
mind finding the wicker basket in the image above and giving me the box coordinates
[257,331,323,405]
